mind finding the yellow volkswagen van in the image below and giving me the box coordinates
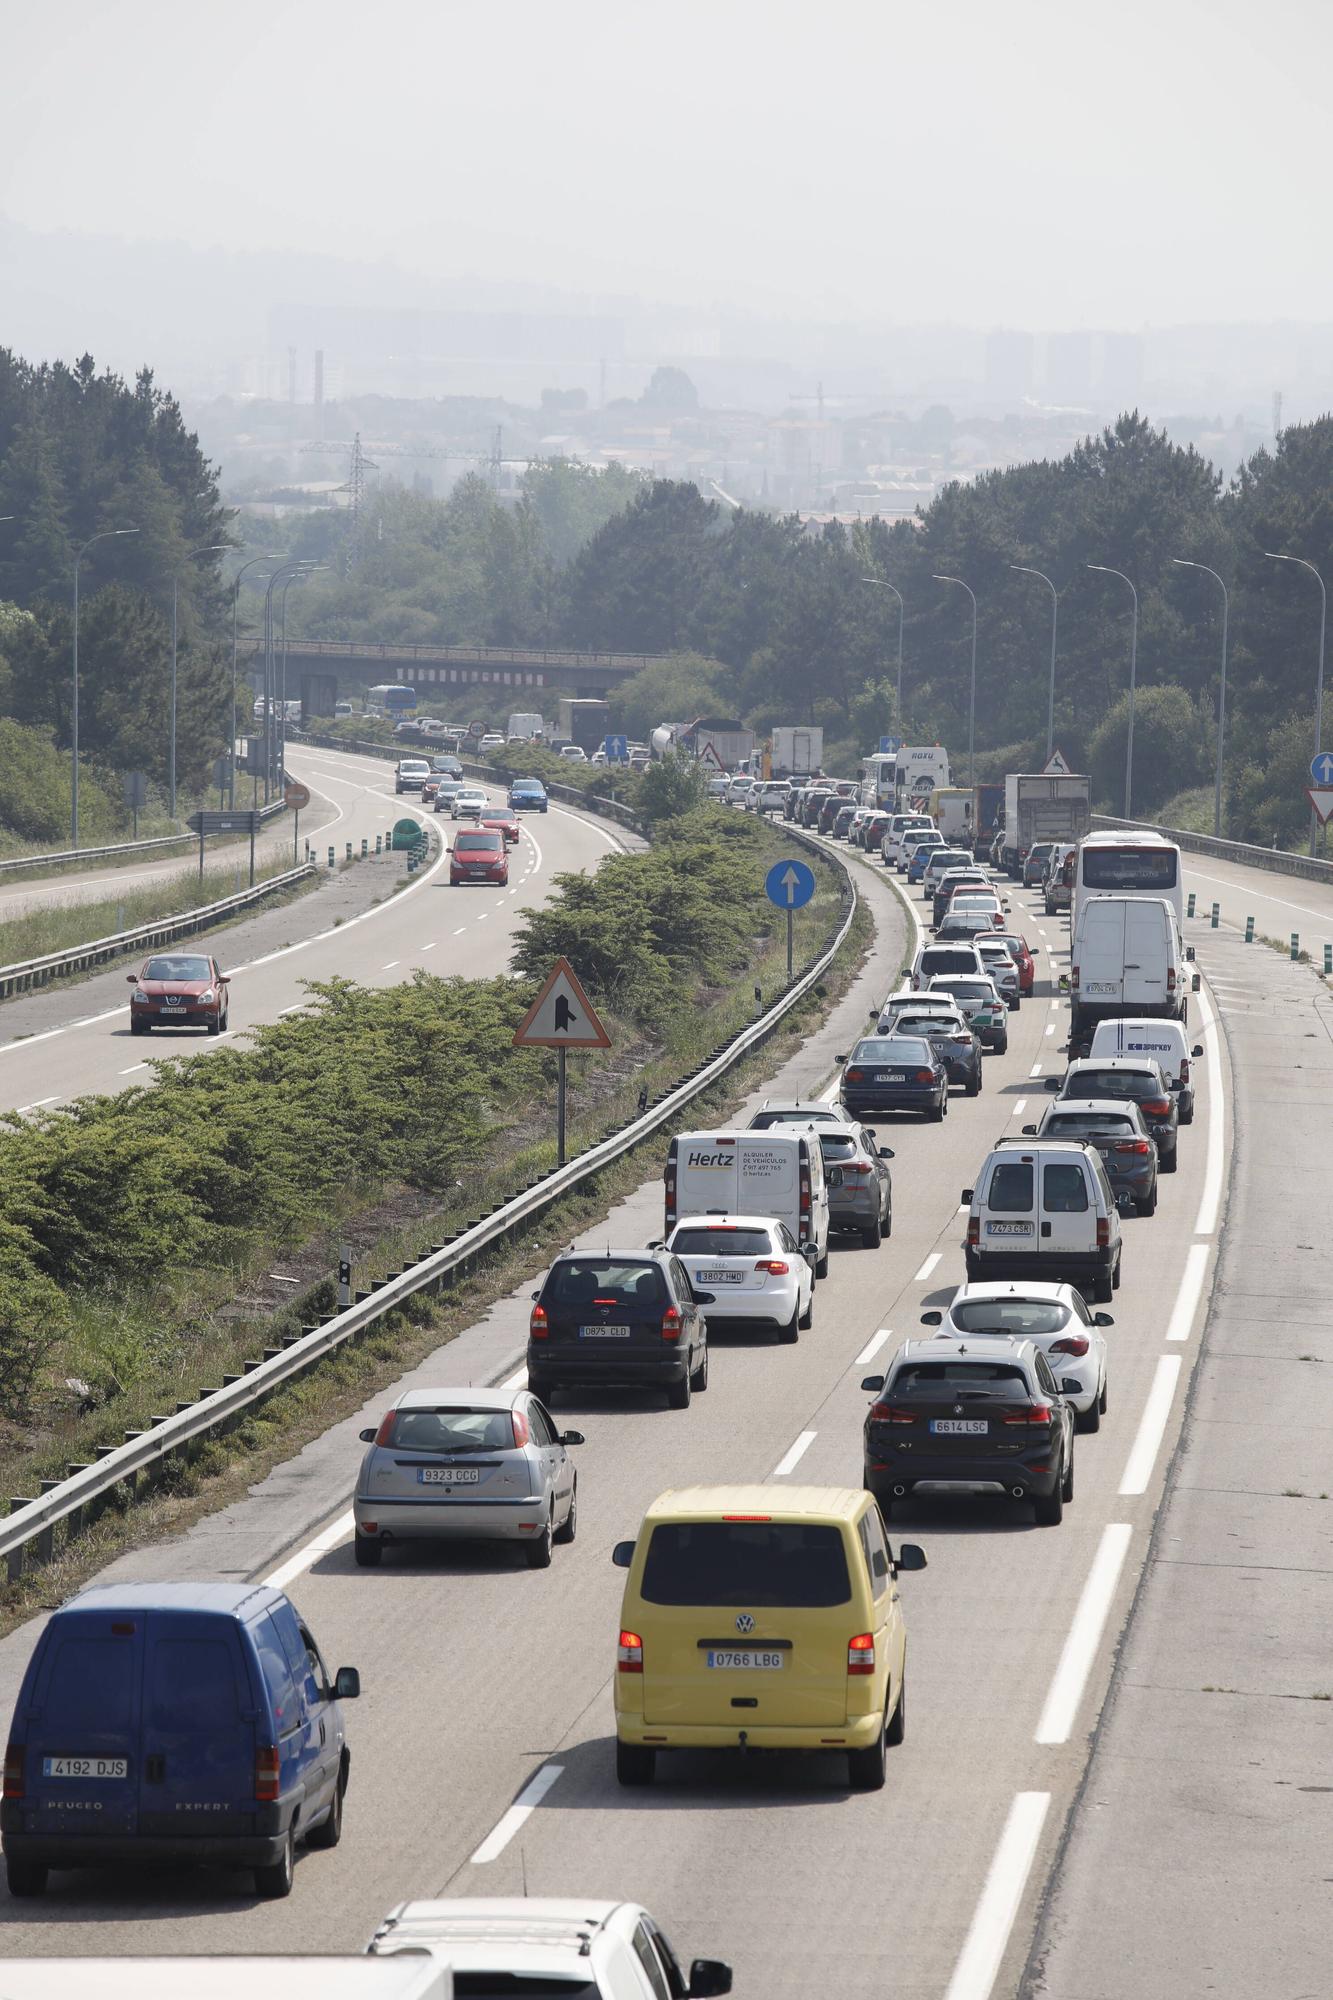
[611,1484,925,1791]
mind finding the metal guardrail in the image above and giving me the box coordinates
[0,800,288,879]
[1091,813,1333,887]
[0,862,316,1000]
[0,820,855,1577]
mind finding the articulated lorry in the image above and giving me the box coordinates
[1001,772,1092,877]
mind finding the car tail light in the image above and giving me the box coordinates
[1004,1403,1052,1425]
[1050,1334,1090,1357]
[915,1069,936,1083]
[870,1402,916,1423]
[529,1302,549,1340]
[510,1409,531,1447]
[967,1217,980,1247]
[3,1742,24,1800]
[374,1410,397,1445]
[845,1067,864,1083]
[1114,1139,1152,1155]
[1180,1059,1190,1086]
[661,1304,683,1341]
[255,1746,280,1803]
[1096,1217,1110,1248]
[1167,966,1177,992]
[664,1171,676,1232]
[799,1167,811,1215]
[1143,1097,1172,1117]
[754,1259,790,1274]
[1071,962,1079,986]
[847,1633,876,1676]
[842,1164,873,1179]
[618,1631,644,1673]
[952,1033,972,1045]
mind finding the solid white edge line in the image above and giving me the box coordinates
[263,1507,356,1592]
[501,1365,527,1390]
[469,1762,564,1864]
[1192,981,1225,1236]
[1033,1523,1134,1744]
[1118,1354,1183,1496]
[1166,1242,1210,1342]
[942,1790,1051,2000]
[914,1252,942,1283]
[855,1327,892,1366]
[773,1429,816,1477]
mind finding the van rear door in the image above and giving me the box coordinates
[1123,900,1169,1009]
[1076,900,1127,1004]
[735,1135,799,1235]
[23,1613,141,1840]
[1038,1150,1095,1260]
[636,1519,852,1728]
[138,1610,258,1840]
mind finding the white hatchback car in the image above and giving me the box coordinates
[666,1214,814,1341]
[918,1279,1111,1431]
[368,1898,732,1999]
[451,787,489,819]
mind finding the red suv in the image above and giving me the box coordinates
[450,828,509,886]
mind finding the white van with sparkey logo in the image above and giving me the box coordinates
[665,1129,830,1278]
[1088,1016,1203,1124]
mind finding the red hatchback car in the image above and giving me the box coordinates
[450,828,509,886]
[127,952,230,1035]
[995,932,1036,994]
[481,807,521,845]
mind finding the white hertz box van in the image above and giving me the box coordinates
[665,1130,830,1277]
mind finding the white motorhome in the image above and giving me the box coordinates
[664,1128,830,1277]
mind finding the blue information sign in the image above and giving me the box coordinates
[1310,751,1333,786]
[879,735,902,755]
[603,735,629,763]
[765,858,816,909]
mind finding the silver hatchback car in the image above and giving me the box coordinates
[353,1388,583,1570]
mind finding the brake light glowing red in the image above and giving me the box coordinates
[870,1403,916,1423]
[255,1745,280,1803]
[1114,1139,1152,1155]
[617,1630,643,1673]
[722,1513,771,1521]
[754,1259,790,1274]
[847,1633,876,1676]
[510,1409,531,1447]
[3,1743,24,1800]
[1142,1098,1172,1117]
[529,1302,549,1340]
[916,1069,936,1083]
[661,1304,683,1341]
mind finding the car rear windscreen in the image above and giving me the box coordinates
[1070,1070,1155,1098]
[548,1260,665,1306]
[640,1521,851,1607]
[950,1301,1071,1336]
[1046,1114,1136,1137]
[672,1226,773,1258]
[853,1038,929,1063]
[892,1362,1029,1392]
[455,831,502,850]
[386,1408,516,1452]
[1082,845,1178,890]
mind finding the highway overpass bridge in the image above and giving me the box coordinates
[238,636,666,699]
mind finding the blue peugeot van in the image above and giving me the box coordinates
[1,1581,360,1900]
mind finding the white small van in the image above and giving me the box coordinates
[666,1129,830,1277]
[962,1137,1122,1301]
[1088,1016,1204,1124]
[1069,895,1197,1037]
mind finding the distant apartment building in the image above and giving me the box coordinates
[1044,330,1094,404]
[985,329,1035,402]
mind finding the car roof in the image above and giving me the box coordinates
[372,1899,625,1962]
[548,1248,665,1265]
[669,1213,783,1229]
[642,1483,867,1525]
[892,1336,1035,1365]
[950,1279,1079,1303]
[67,1581,285,1617]
[392,1386,519,1411]
[1067,1055,1162,1074]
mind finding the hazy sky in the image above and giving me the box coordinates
[3,0,1330,328]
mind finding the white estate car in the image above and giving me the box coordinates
[666,1213,814,1341]
[450,787,489,820]
[918,1279,1111,1430]
[368,1898,733,1999]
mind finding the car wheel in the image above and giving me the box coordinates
[525,1511,555,1567]
[815,1246,830,1279]
[861,1212,882,1250]
[667,1367,692,1410]
[1077,1395,1101,1434]
[254,1827,295,1899]
[798,1287,814,1328]
[354,1534,382,1568]
[130,1020,148,1035]
[995,1034,1009,1055]
[305,1766,344,1849]
[527,1371,554,1401]
[554,1475,578,1544]
[1033,1480,1065,1526]
[1136,1182,1158,1217]
[1112,1249,1123,1291]
[1099,1373,1109,1414]
[5,1858,48,1898]
[1093,1268,1114,1305]
[847,1716,887,1791]
[965,1071,981,1097]
[1179,1101,1195,1126]
[886,1674,906,1746]
[1062,1445,1075,1502]
[1162,1145,1179,1173]
[207,1016,222,1036]
[616,1740,655,1787]
[691,1342,709,1390]
[928,1094,945,1122]
[778,1304,800,1344]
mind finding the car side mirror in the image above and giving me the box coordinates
[803,1244,819,1267]
[333,1667,361,1700]
[693,1290,716,1305]
[861,1373,885,1392]
[1058,972,1069,990]
[868,1006,878,1019]
[531,1291,541,1301]
[358,1427,376,1443]
[920,1309,942,1326]
[559,1430,585,1446]
[826,1165,843,1188]
[835,1053,847,1065]
[879,1146,895,1160]
[894,1542,927,1572]
[960,1188,974,1204]
[1192,1044,1204,1058]
[1094,1311,1114,1326]
[1192,972,1201,991]
[1185,944,1196,961]
[1061,1376,1083,1396]
[687,1960,733,1998]
[1045,1077,1061,1091]
[611,1540,635,1569]
[1022,1124,1038,1135]
[1116,1192,1134,1214]
[126,973,138,983]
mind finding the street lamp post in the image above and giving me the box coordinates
[261,562,310,800]
[859,575,905,730]
[1172,558,1230,838]
[1009,564,1060,761]
[169,543,233,821]
[277,565,326,782]
[1264,551,1327,856]
[72,527,139,846]
[932,574,978,785]
[231,553,285,806]
[1087,565,1140,817]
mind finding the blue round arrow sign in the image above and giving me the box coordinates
[1310,750,1333,786]
[765,858,817,910]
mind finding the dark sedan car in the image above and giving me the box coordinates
[127,952,229,1035]
[818,794,846,834]
[1023,841,1055,888]
[527,1252,713,1409]
[1054,1057,1179,1171]
[818,1125,894,1247]
[837,1035,949,1122]
[832,802,858,840]
[1029,1100,1159,1215]
[890,1006,983,1096]
[800,789,833,827]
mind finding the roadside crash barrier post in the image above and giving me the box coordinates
[346,841,353,862]
[1211,902,1220,928]
[1291,932,1300,960]
[1245,915,1254,943]
[327,846,335,869]
[1325,943,1332,976]
[375,834,382,855]
[1187,891,1196,918]
[361,838,368,859]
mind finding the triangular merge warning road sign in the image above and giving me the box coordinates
[512,956,612,1049]
[1305,785,1333,826]
[1041,748,1073,775]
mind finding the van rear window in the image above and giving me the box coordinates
[987,1162,1034,1212]
[45,1638,134,1731]
[640,1522,851,1607]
